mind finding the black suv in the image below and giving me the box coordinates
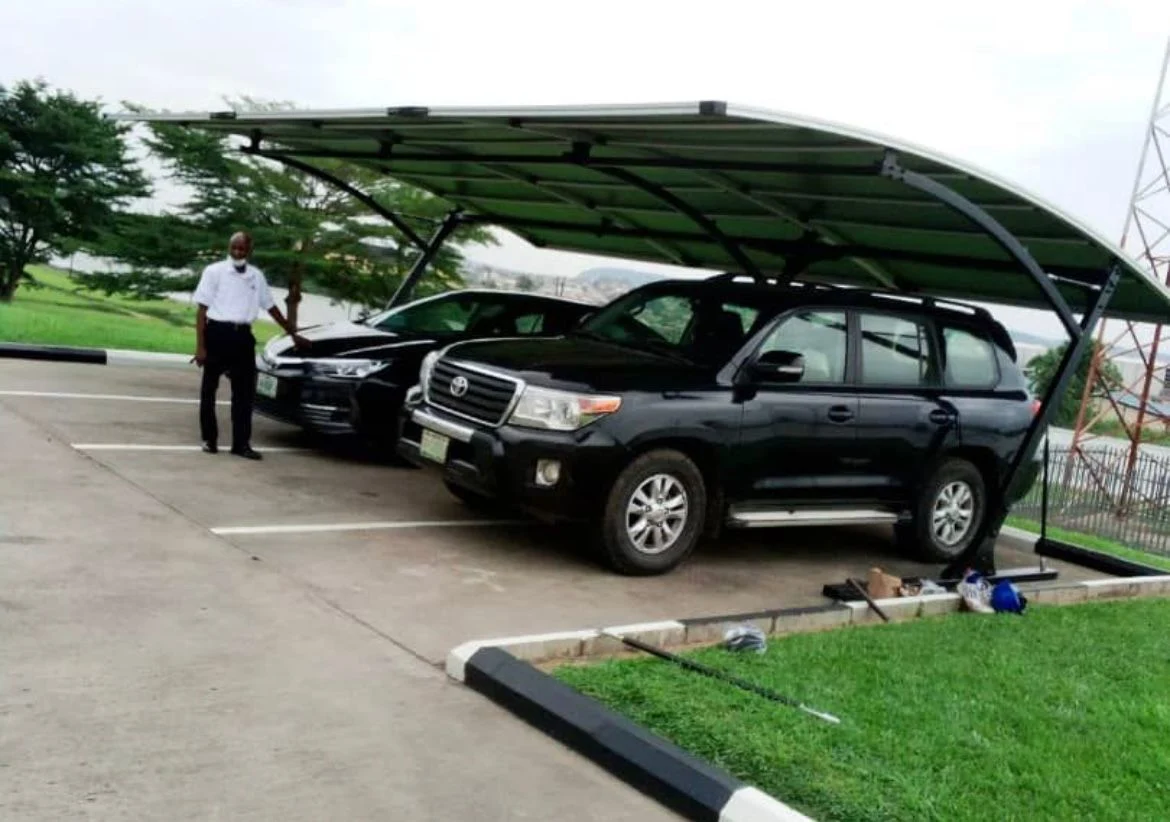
[397,276,1040,575]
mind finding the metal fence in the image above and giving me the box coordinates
[1012,443,1170,558]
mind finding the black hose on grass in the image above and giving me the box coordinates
[604,632,841,725]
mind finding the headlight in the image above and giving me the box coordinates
[312,359,387,379]
[507,385,622,431]
[419,350,441,388]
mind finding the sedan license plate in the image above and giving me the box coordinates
[419,428,450,464]
[256,372,279,398]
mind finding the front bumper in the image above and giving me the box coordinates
[254,366,359,436]
[396,401,625,522]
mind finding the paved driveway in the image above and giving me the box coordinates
[0,359,1097,820]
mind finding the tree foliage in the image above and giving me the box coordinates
[0,79,149,300]
[86,98,495,326]
[1025,339,1123,428]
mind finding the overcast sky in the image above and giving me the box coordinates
[4,0,1168,339]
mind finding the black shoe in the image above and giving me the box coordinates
[231,446,262,461]
[202,442,218,454]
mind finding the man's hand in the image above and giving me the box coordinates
[193,346,208,367]
[291,333,311,351]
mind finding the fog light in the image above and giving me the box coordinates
[535,459,562,487]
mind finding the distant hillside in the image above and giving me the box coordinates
[577,267,668,289]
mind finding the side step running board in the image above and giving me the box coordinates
[727,508,899,528]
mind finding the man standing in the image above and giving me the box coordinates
[193,232,307,460]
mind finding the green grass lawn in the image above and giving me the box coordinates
[555,598,1170,822]
[0,266,280,354]
[1005,515,1170,573]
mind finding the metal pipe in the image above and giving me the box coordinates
[604,632,840,725]
[257,151,428,250]
[385,210,463,309]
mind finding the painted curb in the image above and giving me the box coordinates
[445,574,1170,820]
[448,627,816,822]
[0,342,191,369]
[0,342,106,364]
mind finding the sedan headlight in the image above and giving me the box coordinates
[312,359,388,380]
[508,385,621,431]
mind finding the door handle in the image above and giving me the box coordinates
[929,409,955,425]
[827,405,854,423]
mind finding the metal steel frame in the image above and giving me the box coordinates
[239,117,1132,577]
[385,210,464,309]
[881,148,1123,576]
[255,150,429,251]
[1069,37,1170,516]
[586,163,763,279]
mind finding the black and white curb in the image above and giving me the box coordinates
[448,622,816,822]
[0,342,191,369]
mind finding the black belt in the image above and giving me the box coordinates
[208,319,252,330]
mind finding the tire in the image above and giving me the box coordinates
[444,480,499,513]
[597,449,707,576]
[898,458,987,563]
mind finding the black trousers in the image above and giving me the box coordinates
[200,320,257,450]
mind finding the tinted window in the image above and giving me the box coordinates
[374,294,563,336]
[374,294,475,333]
[759,310,848,383]
[513,312,544,334]
[860,313,934,386]
[942,326,998,387]
[579,285,772,365]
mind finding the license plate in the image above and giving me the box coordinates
[256,372,279,398]
[419,428,450,464]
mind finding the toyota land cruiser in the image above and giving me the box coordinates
[397,275,1041,575]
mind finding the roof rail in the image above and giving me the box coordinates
[704,271,993,319]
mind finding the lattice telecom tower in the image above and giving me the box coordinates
[1068,37,1170,513]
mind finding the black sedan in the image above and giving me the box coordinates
[254,288,593,451]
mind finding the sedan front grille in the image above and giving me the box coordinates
[427,359,519,426]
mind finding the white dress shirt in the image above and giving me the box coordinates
[193,259,276,324]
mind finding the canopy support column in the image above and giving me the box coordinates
[880,150,1123,578]
[258,152,429,251]
[386,209,464,309]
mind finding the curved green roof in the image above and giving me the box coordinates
[117,101,1170,324]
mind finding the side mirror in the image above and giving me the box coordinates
[749,349,805,383]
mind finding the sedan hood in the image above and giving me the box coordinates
[442,335,710,392]
[266,321,436,360]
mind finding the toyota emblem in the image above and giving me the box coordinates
[449,375,469,397]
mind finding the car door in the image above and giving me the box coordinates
[736,307,862,504]
[851,310,957,503]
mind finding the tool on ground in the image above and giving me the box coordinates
[602,631,840,725]
[847,577,891,623]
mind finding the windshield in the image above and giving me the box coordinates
[368,292,560,337]
[577,282,781,365]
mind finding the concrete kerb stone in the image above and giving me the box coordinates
[443,574,1170,822]
[447,627,817,822]
[1080,575,1170,600]
[0,342,192,370]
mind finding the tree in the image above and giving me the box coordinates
[1025,339,1123,428]
[88,98,494,327]
[0,79,148,300]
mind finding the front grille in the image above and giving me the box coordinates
[427,359,519,426]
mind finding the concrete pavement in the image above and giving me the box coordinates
[0,399,676,821]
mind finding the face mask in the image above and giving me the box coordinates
[231,257,247,271]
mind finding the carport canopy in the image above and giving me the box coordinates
[116,100,1170,577]
[117,100,1170,328]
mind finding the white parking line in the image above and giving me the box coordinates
[0,390,227,405]
[211,519,529,536]
[72,444,309,453]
